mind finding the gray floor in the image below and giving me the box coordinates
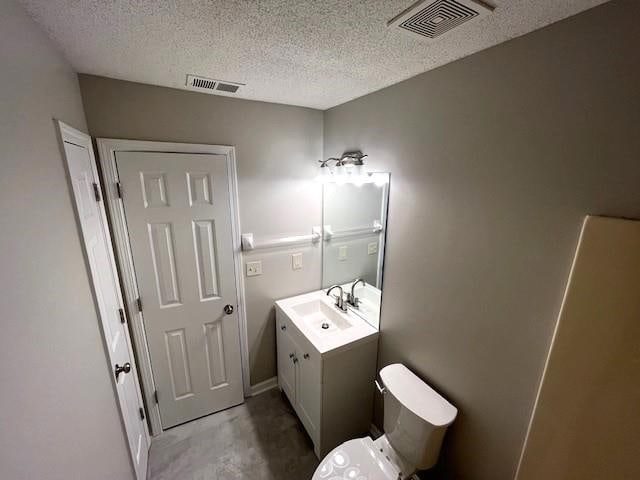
[148,389,319,480]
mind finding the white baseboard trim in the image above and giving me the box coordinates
[249,376,279,397]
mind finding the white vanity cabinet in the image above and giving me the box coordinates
[277,314,322,443]
[275,295,378,458]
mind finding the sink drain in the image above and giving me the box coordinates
[321,322,330,330]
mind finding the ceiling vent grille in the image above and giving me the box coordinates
[388,0,493,40]
[186,74,244,94]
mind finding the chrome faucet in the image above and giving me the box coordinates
[347,278,365,308]
[326,285,347,312]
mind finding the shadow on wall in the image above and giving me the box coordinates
[250,305,278,379]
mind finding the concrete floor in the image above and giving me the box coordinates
[147,388,319,480]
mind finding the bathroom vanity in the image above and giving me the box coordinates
[274,170,390,458]
[276,290,378,457]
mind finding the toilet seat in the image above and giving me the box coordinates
[312,437,400,480]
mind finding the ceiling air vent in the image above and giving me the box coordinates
[186,74,244,94]
[388,0,493,41]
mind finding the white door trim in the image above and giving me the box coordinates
[96,138,251,435]
[56,122,150,476]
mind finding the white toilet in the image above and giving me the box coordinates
[312,363,457,480]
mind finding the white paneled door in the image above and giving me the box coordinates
[116,152,244,428]
[58,123,149,480]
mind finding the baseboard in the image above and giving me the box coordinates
[249,376,278,396]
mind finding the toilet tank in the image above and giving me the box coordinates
[380,364,458,470]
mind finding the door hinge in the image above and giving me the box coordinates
[92,182,101,202]
[118,308,126,324]
[136,297,143,312]
[116,182,123,199]
[139,407,145,421]
[153,390,159,404]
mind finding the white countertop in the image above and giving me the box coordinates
[276,290,378,356]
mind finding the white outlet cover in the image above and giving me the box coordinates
[368,242,378,255]
[246,260,262,277]
[338,245,348,262]
[291,253,303,270]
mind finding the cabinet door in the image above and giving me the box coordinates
[295,335,322,443]
[276,314,296,404]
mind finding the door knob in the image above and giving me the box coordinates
[224,304,234,315]
[114,362,131,380]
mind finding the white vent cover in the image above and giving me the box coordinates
[186,74,244,94]
[388,0,493,41]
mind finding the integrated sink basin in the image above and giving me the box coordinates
[276,290,377,354]
[292,299,353,334]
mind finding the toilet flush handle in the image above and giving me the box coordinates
[375,379,387,395]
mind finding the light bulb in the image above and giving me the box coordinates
[373,173,388,186]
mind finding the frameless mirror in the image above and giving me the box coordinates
[321,174,390,330]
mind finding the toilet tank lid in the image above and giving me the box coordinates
[380,364,457,427]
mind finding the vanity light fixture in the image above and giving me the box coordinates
[317,151,385,185]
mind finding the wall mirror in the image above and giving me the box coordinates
[321,173,390,330]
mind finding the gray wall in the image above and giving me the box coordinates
[323,1,640,479]
[78,75,323,385]
[0,1,134,479]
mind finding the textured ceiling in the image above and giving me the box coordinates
[21,0,610,110]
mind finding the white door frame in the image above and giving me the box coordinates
[96,138,251,435]
[56,122,150,476]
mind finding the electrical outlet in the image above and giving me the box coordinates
[291,253,303,270]
[246,260,262,277]
[338,245,348,262]
[368,242,378,255]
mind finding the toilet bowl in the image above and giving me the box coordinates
[312,363,457,480]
